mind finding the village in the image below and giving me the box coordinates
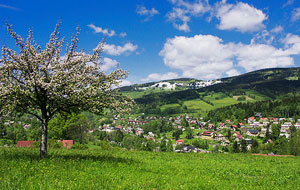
[96,112,300,153]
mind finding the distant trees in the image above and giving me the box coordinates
[192,140,209,149]
[251,139,259,153]
[172,129,182,140]
[241,140,248,153]
[207,96,300,122]
[232,141,240,153]
[290,130,300,156]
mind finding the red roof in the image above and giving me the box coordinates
[202,131,213,136]
[176,140,184,143]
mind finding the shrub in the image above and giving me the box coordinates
[95,140,112,150]
[71,143,88,150]
[0,139,14,146]
[48,140,63,149]
[237,96,246,101]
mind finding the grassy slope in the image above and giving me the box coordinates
[1,148,300,189]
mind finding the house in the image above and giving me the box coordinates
[248,117,255,123]
[260,118,268,122]
[208,124,214,129]
[176,139,184,145]
[245,138,253,145]
[202,131,214,137]
[136,128,144,136]
[231,125,238,130]
[269,117,278,122]
[245,138,253,150]
[215,134,225,141]
[247,129,259,137]
[219,123,225,127]
[270,117,278,122]
[234,132,243,141]
[255,112,262,118]
[295,123,300,129]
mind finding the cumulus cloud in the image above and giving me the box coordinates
[281,33,300,55]
[291,8,300,22]
[142,72,179,82]
[136,5,159,21]
[118,79,132,87]
[159,34,300,79]
[167,0,211,32]
[270,26,284,34]
[234,43,294,72]
[226,69,240,77]
[101,57,119,72]
[88,24,116,37]
[214,1,267,33]
[103,43,138,56]
[159,35,234,79]
[251,26,284,45]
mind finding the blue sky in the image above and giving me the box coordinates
[1,0,300,85]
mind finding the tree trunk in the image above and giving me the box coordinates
[40,119,48,159]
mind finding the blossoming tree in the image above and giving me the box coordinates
[0,23,132,158]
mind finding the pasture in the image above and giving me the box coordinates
[1,147,299,189]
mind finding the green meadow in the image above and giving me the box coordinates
[1,147,299,190]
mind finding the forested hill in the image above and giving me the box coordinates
[200,67,300,98]
[207,95,300,122]
[121,67,300,116]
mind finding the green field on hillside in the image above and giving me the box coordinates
[1,148,299,189]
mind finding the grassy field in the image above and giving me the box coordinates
[1,147,300,190]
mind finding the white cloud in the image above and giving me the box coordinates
[118,79,132,87]
[159,34,300,79]
[119,32,127,38]
[214,1,267,33]
[167,0,211,32]
[142,72,179,82]
[0,4,20,11]
[281,33,300,55]
[159,35,234,79]
[234,43,294,72]
[251,30,274,45]
[103,43,138,56]
[283,0,294,8]
[136,5,159,21]
[251,26,283,45]
[226,69,240,77]
[270,26,284,34]
[101,57,119,72]
[291,8,300,22]
[88,24,116,37]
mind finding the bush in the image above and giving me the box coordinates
[175,144,184,150]
[237,96,246,101]
[32,141,40,148]
[48,140,63,149]
[31,140,63,149]
[94,140,112,150]
[71,143,88,150]
[0,139,14,146]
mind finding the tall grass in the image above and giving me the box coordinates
[1,147,299,189]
